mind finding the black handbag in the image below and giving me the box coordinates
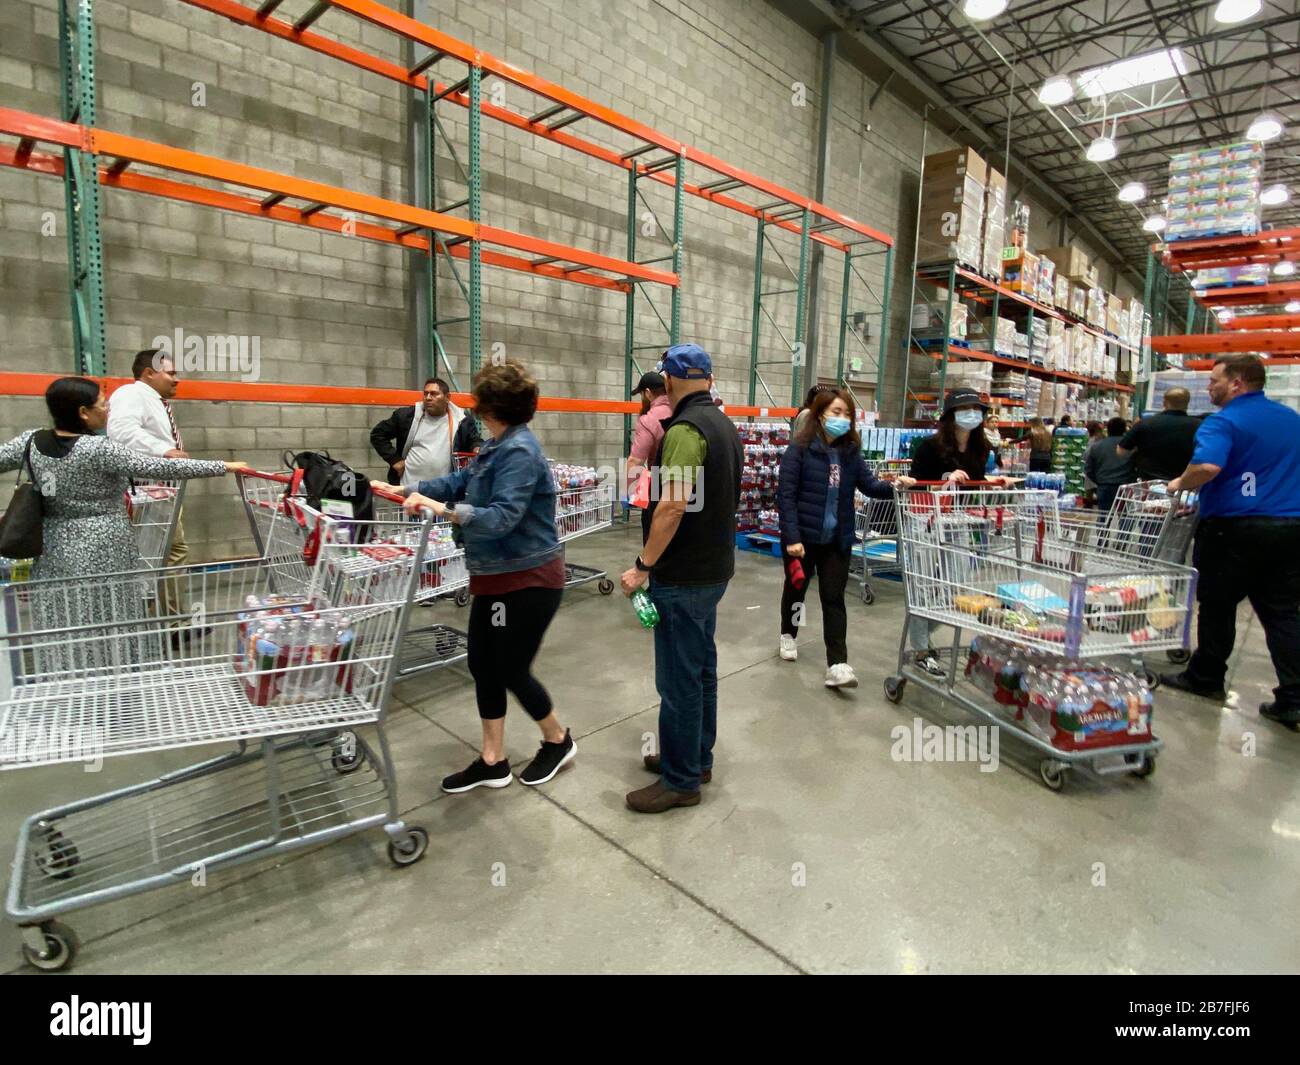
[0,434,45,559]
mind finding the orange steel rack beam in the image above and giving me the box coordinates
[1162,228,1300,273]
[177,0,891,253]
[1150,332,1300,356]
[1197,282,1300,307]
[0,108,673,293]
[1220,314,1300,330]
[0,372,797,420]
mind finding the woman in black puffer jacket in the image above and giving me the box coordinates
[777,388,914,690]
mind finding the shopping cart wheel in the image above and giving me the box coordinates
[1131,754,1157,779]
[455,589,470,608]
[597,579,615,595]
[883,676,906,703]
[1167,648,1190,665]
[21,920,79,972]
[331,732,365,775]
[33,826,79,880]
[388,826,429,867]
[1038,759,1067,792]
[860,584,875,606]
[1140,668,1160,692]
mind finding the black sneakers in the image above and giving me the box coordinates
[518,729,577,786]
[1260,703,1300,731]
[441,757,513,794]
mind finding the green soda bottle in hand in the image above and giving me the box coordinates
[631,588,659,629]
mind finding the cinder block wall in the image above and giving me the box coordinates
[0,0,1134,560]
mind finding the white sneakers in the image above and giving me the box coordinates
[824,663,858,689]
[784,638,858,690]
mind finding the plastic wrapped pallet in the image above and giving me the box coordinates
[1166,141,1263,242]
[920,148,987,266]
[1037,257,1056,307]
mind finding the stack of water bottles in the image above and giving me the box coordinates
[236,594,358,707]
[1024,471,1067,495]
[550,463,598,489]
[965,634,1153,751]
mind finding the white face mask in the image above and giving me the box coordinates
[954,409,984,431]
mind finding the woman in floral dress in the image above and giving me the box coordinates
[0,377,244,675]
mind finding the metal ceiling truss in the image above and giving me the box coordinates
[831,0,1299,281]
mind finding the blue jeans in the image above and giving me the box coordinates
[649,577,728,791]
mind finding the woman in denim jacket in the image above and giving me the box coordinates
[384,361,576,793]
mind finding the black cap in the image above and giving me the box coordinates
[631,371,665,395]
[943,388,989,414]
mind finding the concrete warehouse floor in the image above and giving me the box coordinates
[2,522,1298,975]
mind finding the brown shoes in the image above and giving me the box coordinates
[642,753,712,784]
[626,780,701,814]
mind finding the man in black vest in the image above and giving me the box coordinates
[621,344,743,813]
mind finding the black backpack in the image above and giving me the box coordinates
[283,450,375,536]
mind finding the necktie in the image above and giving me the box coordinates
[162,400,183,451]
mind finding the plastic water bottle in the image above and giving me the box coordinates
[631,588,659,629]
[305,615,334,698]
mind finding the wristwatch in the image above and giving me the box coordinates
[634,555,652,572]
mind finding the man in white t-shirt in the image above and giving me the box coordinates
[107,349,195,629]
[370,377,481,489]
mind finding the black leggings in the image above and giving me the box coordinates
[780,541,851,666]
[467,586,563,721]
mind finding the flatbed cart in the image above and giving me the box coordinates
[3,489,435,970]
[883,484,1194,791]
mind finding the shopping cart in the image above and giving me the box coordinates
[553,465,616,595]
[883,484,1192,791]
[1048,480,1199,677]
[240,470,470,679]
[2,482,435,971]
[125,479,186,571]
[850,492,901,605]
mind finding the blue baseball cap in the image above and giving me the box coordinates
[657,343,712,380]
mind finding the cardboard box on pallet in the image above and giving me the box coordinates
[1106,293,1123,335]
[1054,274,1071,309]
[1087,288,1106,329]
[1038,244,1091,283]
[1037,257,1056,307]
[924,147,988,186]
[982,166,1007,278]
[920,149,987,267]
[1069,281,1087,319]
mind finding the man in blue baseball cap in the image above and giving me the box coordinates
[621,343,743,812]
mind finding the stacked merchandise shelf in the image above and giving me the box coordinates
[1051,427,1089,498]
[1166,142,1264,244]
[736,422,790,556]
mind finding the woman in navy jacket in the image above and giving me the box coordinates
[778,389,914,689]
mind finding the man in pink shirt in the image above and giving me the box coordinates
[627,371,671,500]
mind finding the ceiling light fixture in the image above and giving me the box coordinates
[1038,76,1073,106]
[1142,215,1166,233]
[1261,184,1290,206]
[1214,0,1262,24]
[1246,111,1284,142]
[962,0,1008,20]
[1087,135,1118,162]
[1117,181,1146,203]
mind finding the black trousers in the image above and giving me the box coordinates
[1186,517,1300,710]
[780,541,851,666]
[467,586,563,721]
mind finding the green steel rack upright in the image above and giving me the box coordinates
[58,0,107,377]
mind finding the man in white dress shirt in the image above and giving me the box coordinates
[108,349,195,626]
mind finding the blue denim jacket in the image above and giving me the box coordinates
[415,424,561,576]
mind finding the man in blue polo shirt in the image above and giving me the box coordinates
[1162,355,1300,730]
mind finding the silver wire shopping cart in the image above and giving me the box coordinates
[553,466,616,596]
[241,469,470,679]
[1052,480,1199,678]
[3,480,435,971]
[883,484,1194,790]
[125,479,186,572]
[851,492,901,605]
